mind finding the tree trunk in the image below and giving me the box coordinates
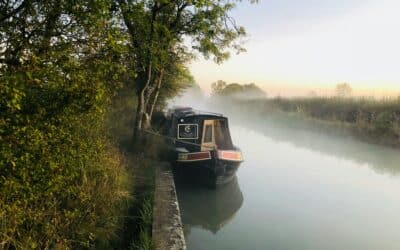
[129,1,160,144]
[149,68,164,120]
[132,64,152,144]
[133,87,145,143]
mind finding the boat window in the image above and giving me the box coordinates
[177,124,198,139]
[214,120,233,149]
[204,124,213,143]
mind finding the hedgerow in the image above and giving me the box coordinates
[0,2,132,248]
[0,57,132,249]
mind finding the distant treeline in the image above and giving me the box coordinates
[209,81,400,147]
[211,80,267,99]
[220,96,400,147]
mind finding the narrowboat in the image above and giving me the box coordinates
[164,107,243,187]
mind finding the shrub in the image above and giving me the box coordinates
[0,72,131,249]
[0,43,131,249]
[373,111,394,134]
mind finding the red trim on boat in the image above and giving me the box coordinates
[216,150,243,162]
[177,151,211,162]
[188,152,210,160]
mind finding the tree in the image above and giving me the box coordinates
[335,83,352,98]
[242,83,266,98]
[147,50,194,118]
[211,82,266,98]
[117,0,249,143]
[308,90,317,97]
[211,80,228,95]
[220,83,243,96]
[1,1,130,247]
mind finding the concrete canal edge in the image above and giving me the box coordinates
[152,162,187,250]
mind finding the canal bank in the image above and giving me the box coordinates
[152,163,186,250]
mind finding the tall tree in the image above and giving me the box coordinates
[117,0,248,143]
[335,83,353,98]
[211,80,228,96]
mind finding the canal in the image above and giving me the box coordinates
[175,113,400,250]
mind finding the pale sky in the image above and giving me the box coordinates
[190,0,400,97]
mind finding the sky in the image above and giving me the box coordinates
[190,0,400,97]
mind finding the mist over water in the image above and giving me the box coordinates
[172,89,400,250]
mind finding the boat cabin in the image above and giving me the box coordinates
[166,107,234,152]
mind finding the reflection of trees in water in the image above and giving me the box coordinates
[229,109,400,176]
[175,176,243,235]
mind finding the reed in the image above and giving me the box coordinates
[215,96,400,147]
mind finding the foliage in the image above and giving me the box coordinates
[211,81,266,98]
[154,61,194,112]
[106,83,157,250]
[211,80,228,95]
[129,196,154,250]
[117,0,250,138]
[335,83,353,98]
[0,0,253,248]
[229,96,400,147]
[0,1,131,248]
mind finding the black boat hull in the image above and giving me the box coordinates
[173,157,241,188]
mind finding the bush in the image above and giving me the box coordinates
[373,111,394,134]
[0,68,130,249]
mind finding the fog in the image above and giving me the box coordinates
[172,89,400,250]
[167,86,208,111]
[170,88,400,176]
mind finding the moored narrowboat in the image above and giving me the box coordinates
[164,107,243,187]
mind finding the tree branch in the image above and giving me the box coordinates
[0,0,29,24]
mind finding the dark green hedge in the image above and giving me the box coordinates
[0,44,131,249]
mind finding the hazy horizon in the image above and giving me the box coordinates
[194,81,400,98]
[190,0,400,97]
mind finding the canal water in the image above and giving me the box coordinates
[175,114,400,250]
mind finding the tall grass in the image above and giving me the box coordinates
[263,97,400,145]
[129,196,154,250]
[215,96,400,147]
[106,85,166,250]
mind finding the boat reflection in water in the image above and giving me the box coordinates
[175,175,243,235]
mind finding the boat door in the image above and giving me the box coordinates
[201,120,215,151]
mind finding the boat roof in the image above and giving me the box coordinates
[169,107,226,119]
